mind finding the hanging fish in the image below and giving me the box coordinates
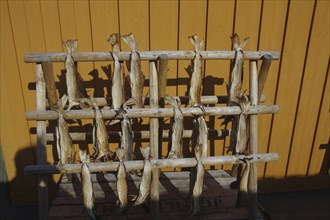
[90,97,113,161]
[134,146,152,206]
[191,144,205,216]
[108,33,125,110]
[165,95,184,159]
[55,96,73,165]
[116,148,128,211]
[236,160,250,207]
[228,34,249,105]
[188,34,204,108]
[81,163,98,220]
[120,113,133,161]
[122,33,145,109]
[64,39,89,110]
[236,95,250,154]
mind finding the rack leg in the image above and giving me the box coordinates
[249,60,258,219]
[36,63,48,219]
[150,61,160,219]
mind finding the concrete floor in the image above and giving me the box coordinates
[1,190,329,220]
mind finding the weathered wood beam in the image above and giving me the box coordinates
[24,153,279,175]
[24,51,280,63]
[36,64,48,220]
[45,129,229,142]
[25,105,279,120]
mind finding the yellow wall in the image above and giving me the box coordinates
[1,0,329,204]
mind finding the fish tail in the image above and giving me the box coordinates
[231,33,249,50]
[107,33,120,52]
[64,39,78,55]
[164,94,180,107]
[133,193,149,206]
[140,146,150,160]
[188,34,204,52]
[122,33,138,51]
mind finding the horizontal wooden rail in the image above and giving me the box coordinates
[46,95,266,108]
[24,153,279,175]
[45,129,229,142]
[25,105,279,120]
[24,50,280,63]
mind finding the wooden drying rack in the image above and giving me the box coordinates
[24,50,280,220]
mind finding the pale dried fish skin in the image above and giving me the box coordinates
[64,39,88,110]
[81,163,97,219]
[229,34,249,105]
[56,114,73,165]
[165,95,184,159]
[121,113,133,161]
[134,146,152,206]
[191,144,205,216]
[90,97,113,161]
[116,148,128,210]
[108,33,125,110]
[122,33,145,109]
[188,34,204,107]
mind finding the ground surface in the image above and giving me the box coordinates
[0,176,329,220]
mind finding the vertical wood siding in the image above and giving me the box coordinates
[0,0,328,203]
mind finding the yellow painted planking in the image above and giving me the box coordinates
[57,0,77,45]
[119,0,149,80]
[204,0,235,168]
[89,0,119,97]
[149,0,179,159]
[308,67,329,176]
[1,0,35,202]
[119,0,150,150]
[149,0,178,97]
[257,0,288,178]
[73,0,94,80]
[287,0,329,177]
[265,0,315,178]
[39,0,64,83]
[177,0,207,97]
[234,0,262,96]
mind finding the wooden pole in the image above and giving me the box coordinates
[25,105,279,120]
[149,61,160,219]
[24,51,280,63]
[44,129,229,142]
[258,54,273,100]
[249,60,258,219]
[36,63,48,220]
[24,153,279,175]
[158,55,168,167]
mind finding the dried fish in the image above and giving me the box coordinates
[56,96,73,165]
[188,34,204,107]
[236,95,250,154]
[122,33,145,108]
[108,33,125,110]
[121,113,133,161]
[116,148,128,211]
[134,146,152,206]
[90,97,113,161]
[191,144,205,216]
[64,39,88,110]
[81,163,97,219]
[236,160,250,207]
[165,95,184,159]
[228,34,249,105]
[191,115,208,158]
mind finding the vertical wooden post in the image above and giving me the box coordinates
[258,54,273,100]
[149,61,159,219]
[158,55,168,159]
[249,60,258,219]
[36,63,48,220]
